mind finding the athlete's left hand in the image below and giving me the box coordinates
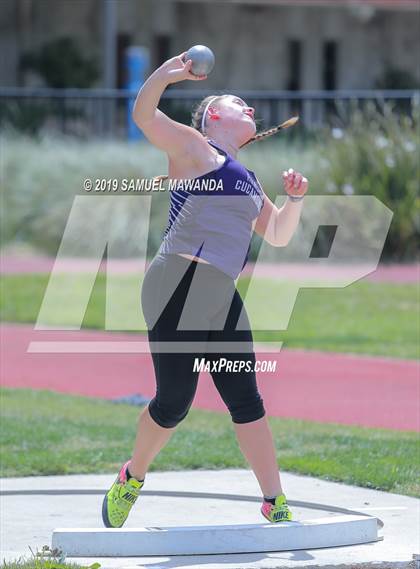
[282,168,308,199]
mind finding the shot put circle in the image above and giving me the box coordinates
[183,45,215,76]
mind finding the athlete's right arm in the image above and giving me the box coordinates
[132,53,207,157]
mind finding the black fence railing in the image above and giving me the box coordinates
[0,88,418,138]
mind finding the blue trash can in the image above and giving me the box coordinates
[125,46,150,141]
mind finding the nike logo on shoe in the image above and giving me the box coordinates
[122,492,137,503]
[273,510,288,521]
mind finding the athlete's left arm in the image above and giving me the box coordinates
[253,168,308,247]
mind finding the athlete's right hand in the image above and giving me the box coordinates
[157,52,207,84]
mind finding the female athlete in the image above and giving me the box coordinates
[102,51,308,528]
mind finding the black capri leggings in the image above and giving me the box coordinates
[141,252,266,428]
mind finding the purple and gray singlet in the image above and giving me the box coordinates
[159,139,264,279]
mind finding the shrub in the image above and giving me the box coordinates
[316,99,419,261]
[20,37,99,88]
[1,101,418,261]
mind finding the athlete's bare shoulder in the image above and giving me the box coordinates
[167,134,223,179]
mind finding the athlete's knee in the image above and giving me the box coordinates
[229,394,266,424]
[148,397,190,428]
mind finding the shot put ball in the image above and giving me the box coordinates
[183,45,215,76]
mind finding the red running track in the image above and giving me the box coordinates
[1,255,419,283]
[1,324,419,432]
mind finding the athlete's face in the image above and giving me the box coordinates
[214,95,256,142]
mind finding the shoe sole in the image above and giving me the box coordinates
[102,492,118,528]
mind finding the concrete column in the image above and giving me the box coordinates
[151,0,175,35]
[103,0,117,135]
[301,11,323,126]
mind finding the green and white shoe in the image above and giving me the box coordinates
[102,460,144,528]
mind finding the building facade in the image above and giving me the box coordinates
[1,0,419,90]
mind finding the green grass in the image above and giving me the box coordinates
[2,549,99,569]
[2,564,92,569]
[1,388,419,497]
[1,273,418,359]
[2,562,94,569]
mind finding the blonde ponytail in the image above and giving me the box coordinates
[153,174,169,183]
[240,116,299,148]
